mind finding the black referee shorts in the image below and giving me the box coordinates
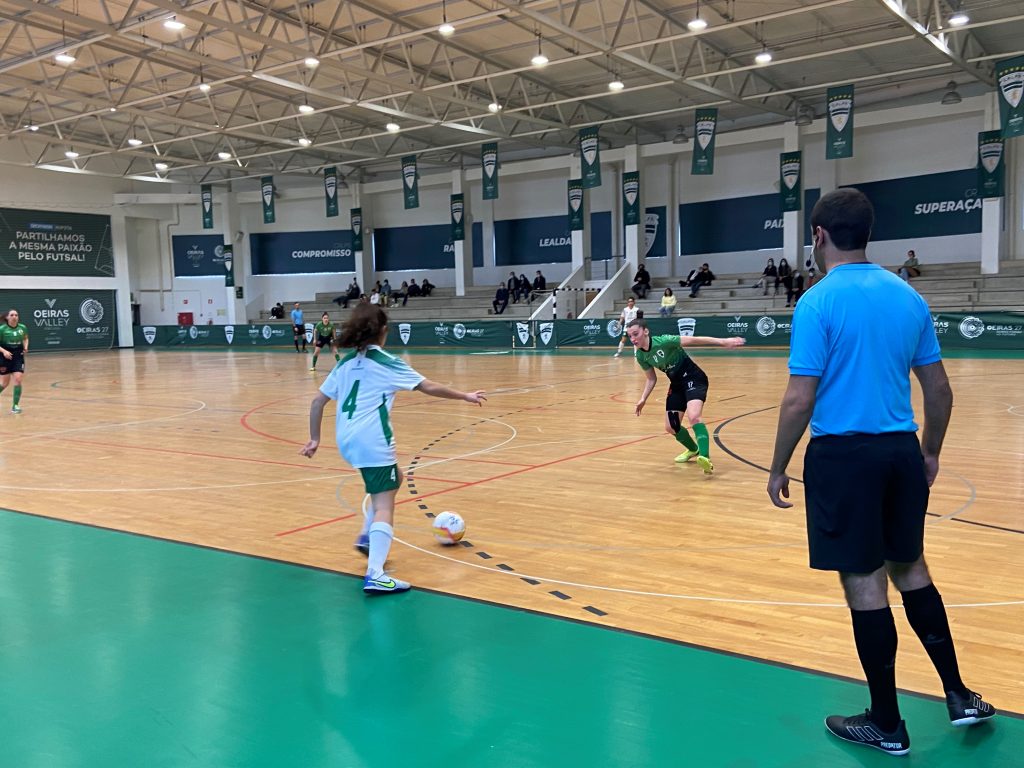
[803,432,929,573]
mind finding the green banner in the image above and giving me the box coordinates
[135,323,294,348]
[0,207,114,277]
[995,56,1024,138]
[481,143,499,200]
[932,312,1024,350]
[0,289,118,351]
[324,167,339,218]
[402,155,419,209]
[825,85,854,159]
[351,208,363,252]
[261,176,275,224]
[450,194,465,241]
[387,320,512,348]
[780,152,802,212]
[512,321,534,348]
[201,184,214,229]
[978,131,1005,199]
[691,108,717,175]
[622,171,640,226]
[579,127,601,188]
[221,243,234,288]
[568,179,584,231]
[535,320,557,349]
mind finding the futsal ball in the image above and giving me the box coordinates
[433,511,466,545]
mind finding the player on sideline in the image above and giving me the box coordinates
[300,304,486,594]
[309,312,340,372]
[626,317,744,474]
[613,297,640,358]
[290,302,307,353]
[0,309,28,414]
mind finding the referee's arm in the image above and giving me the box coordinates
[913,361,953,487]
[767,375,819,508]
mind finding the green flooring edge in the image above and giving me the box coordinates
[0,508,1018,768]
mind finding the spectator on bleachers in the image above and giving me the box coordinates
[392,281,409,307]
[517,274,531,302]
[787,271,805,307]
[270,302,285,319]
[420,279,435,297]
[752,258,778,295]
[659,287,677,317]
[632,263,651,299]
[776,258,792,296]
[507,272,520,303]
[679,268,699,288]
[407,279,422,297]
[898,250,921,281]
[381,279,393,303]
[333,280,361,307]
[531,271,547,302]
[493,283,510,315]
[369,289,381,305]
[688,263,716,298]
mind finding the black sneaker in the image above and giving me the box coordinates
[825,711,910,756]
[946,690,996,727]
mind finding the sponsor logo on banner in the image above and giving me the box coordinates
[225,325,234,344]
[304,322,315,344]
[434,323,449,340]
[756,317,777,337]
[451,199,463,224]
[262,325,272,340]
[80,298,104,324]
[45,298,57,308]
[261,180,274,207]
[539,322,554,345]
[1000,68,1023,109]
[623,179,639,207]
[399,323,412,345]
[202,188,212,214]
[580,135,599,166]
[568,186,583,212]
[677,317,696,336]
[727,316,748,334]
[403,160,417,189]
[143,326,157,344]
[959,316,985,339]
[454,323,467,340]
[980,140,1003,174]
[483,150,497,178]
[931,315,950,335]
[325,175,336,200]
[696,116,715,150]
[607,320,622,338]
[351,212,362,232]
[644,212,659,256]
[583,321,601,337]
[516,323,531,346]
[781,159,801,190]
[189,326,199,339]
[829,97,852,132]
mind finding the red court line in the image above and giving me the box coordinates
[275,433,660,537]
[240,396,306,445]
[277,513,357,537]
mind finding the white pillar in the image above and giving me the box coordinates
[219,190,246,324]
[452,169,473,296]
[352,183,373,292]
[569,155,591,274]
[981,91,1003,274]
[110,211,134,347]
[783,123,806,270]
[670,155,681,277]
[623,144,642,274]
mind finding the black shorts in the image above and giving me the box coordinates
[804,432,929,573]
[315,335,333,348]
[665,366,709,412]
[0,353,24,375]
[293,324,304,335]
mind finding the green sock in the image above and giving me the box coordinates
[693,422,709,457]
[334,353,340,361]
[674,426,697,451]
[13,385,22,406]
[0,384,5,395]
[311,353,318,367]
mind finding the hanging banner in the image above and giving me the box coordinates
[622,171,640,226]
[568,179,584,231]
[481,142,499,200]
[978,131,1005,199]
[221,243,234,287]
[995,56,1024,138]
[779,152,803,212]
[200,184,214,229]
[350,208,363,252]
[260,176,275,223]
[324,167,339,218]
[825,84,854,159]
[402,155,419,209]
[578,127,601,188]
[450,194,465,241]
[691,108,717,175]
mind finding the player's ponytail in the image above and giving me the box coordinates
[339,303,388,350]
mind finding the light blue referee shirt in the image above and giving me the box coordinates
[788,262,942,437]
[290,308,303,325]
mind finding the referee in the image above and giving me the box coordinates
[767,188,994,756]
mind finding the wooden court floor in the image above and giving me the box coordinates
[1,346,1021,714]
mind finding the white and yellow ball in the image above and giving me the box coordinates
[432,511,466,545]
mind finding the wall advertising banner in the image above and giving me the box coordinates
[385,321,513,348]
[680,190,821,255]
[249,230,354,274]
[0,289,118,350]
[373,224,454,271]
[172,234,227,277]
[0,207,114,277]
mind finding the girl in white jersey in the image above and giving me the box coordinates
[614,297,640,357]
[301,304,486,594]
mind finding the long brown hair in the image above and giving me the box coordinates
[339,303,387,350]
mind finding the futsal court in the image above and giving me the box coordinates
[0,346,1021,766]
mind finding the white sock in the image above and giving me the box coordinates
[360,497,374,536]
[367,521,393,577]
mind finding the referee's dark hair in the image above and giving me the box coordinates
[809,188,874,251]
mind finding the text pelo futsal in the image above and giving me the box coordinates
[11,229,93,262]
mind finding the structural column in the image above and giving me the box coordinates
[981,91,1003,274]
[219,189,246,325]
[351,183,373,292]
[569,155,591,274]
[109,210,134,347]
[623,144,642,275]
[452,169,473,296]
[782,123,806,269]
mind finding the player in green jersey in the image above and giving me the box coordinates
[626,317,745,474]
[310,312,340,372]
[0,308,29,414]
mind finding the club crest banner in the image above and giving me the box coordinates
[826,84,854,159]
[402,155,419,209]
[779,152,802,212]
[568,179,585,231]
[579,127,601,188]
[201,184,214,229]
[324,167,339,217]
[622,171,640,226]
[261,176,275,223]
[692,108,717,175]
[481,143,499,200]
[978,131,1005,198]
[996,56,1024,138]
[351,208,363,252]
[450,193,465,241]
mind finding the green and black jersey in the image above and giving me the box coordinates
[0,323,28,354]
[314,321,335,341]
[634,334,701,381]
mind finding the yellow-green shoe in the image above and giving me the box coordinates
[696,455,714,475]
[674,449,698,463]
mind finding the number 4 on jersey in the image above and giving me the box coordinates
[341,380,360,419]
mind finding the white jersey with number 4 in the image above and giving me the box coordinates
[319,345,424,468]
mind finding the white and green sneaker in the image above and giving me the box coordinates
[363,572,411,595]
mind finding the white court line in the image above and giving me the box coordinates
[395,537,1024,609]
[0,473,344,493]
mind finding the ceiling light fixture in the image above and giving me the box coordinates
[154,162,169,171]
[948,5,970,26]
[755,48,773,65]
[608,76,625,92]
[795,105,814,126]
[688,1,708,32]
[28,124,40,132]
[199,82,211,93]
[163,17,185,31]
[488,101,502,113]
[217,151,232,160]
[55,52,76,65]
[531,32,549,68]
[109,107,117,112]
[386,121,400,132]
[65,150,79,159]
[438,0,455,36]
[128,138,143,146]
[940,80,962,105]
[304,56,320,68]
[298,103,315,114]
[672,125,688,144]
[298,137,312,147]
